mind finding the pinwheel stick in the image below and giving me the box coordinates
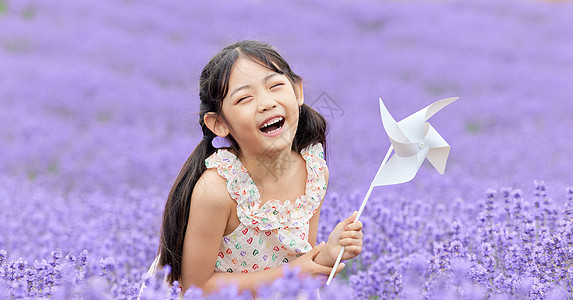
[326,144,394,285]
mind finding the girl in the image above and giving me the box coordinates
[150,40,363,297]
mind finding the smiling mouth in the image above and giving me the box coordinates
[259,116,285,134]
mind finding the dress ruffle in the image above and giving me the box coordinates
[205,143,327,230]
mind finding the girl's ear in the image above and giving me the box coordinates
[293,80,304,106]
[204,113,230,137]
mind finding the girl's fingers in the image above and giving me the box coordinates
[334,262,346,276]
[313,260,339,276]
[308,241,325,259]
[344,220,363,231]
[341,211,358,226]
[312,262,333,275]
[343,245,362,255]
[339,230,364,240]
[339,238,363,248]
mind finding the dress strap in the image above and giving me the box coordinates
[205,149,259,206]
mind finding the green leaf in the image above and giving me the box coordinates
[22,7,36,19]
[0,1,7,15]
[465,120,481,134]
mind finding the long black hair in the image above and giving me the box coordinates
[158,40,327,284]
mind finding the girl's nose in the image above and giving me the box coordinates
[257,96,277,112]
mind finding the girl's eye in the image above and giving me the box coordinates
[271,83,284,89]
[237,96,250,103]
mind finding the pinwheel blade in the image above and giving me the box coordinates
[379,98,410,143]
[424,97,459,120]
[424,125,451,174]
[427,146,450,174]
[397,97,459,141]
[371,146,429,186]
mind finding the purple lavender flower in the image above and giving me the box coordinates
[534,180,547,198]
[257,265,321,299]
[182,286,203,299]
[0,250,7,265]
[349,271,374,300]
[79,250,88,268]
[50,250,62,267]
[98,256,116,279]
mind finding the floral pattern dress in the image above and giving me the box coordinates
[205,143,327,273]
[138,143,326,298]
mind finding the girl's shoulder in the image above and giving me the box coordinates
[192,168,234,211]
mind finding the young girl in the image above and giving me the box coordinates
[149,40,363,297]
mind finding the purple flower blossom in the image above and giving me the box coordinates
[0,250,7,265]
[79,250,88,268]
[349,271,374,299]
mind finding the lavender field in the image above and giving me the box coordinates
[1,0,573,298]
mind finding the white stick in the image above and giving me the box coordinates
[326,145,394,285]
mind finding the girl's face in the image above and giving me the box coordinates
[219,56,303,155]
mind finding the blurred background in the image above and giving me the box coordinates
[1,0,572,297]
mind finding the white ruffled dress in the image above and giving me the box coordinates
[205,143,327,273]
[139,143,326,298]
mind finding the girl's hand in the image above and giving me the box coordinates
[289,242,345,278]
[319,211,364,266]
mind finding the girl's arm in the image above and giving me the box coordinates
[180,169,342,296]
[180,168,231,293]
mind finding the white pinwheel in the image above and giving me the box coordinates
[372,97,458,186]
[326,97,459,285]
